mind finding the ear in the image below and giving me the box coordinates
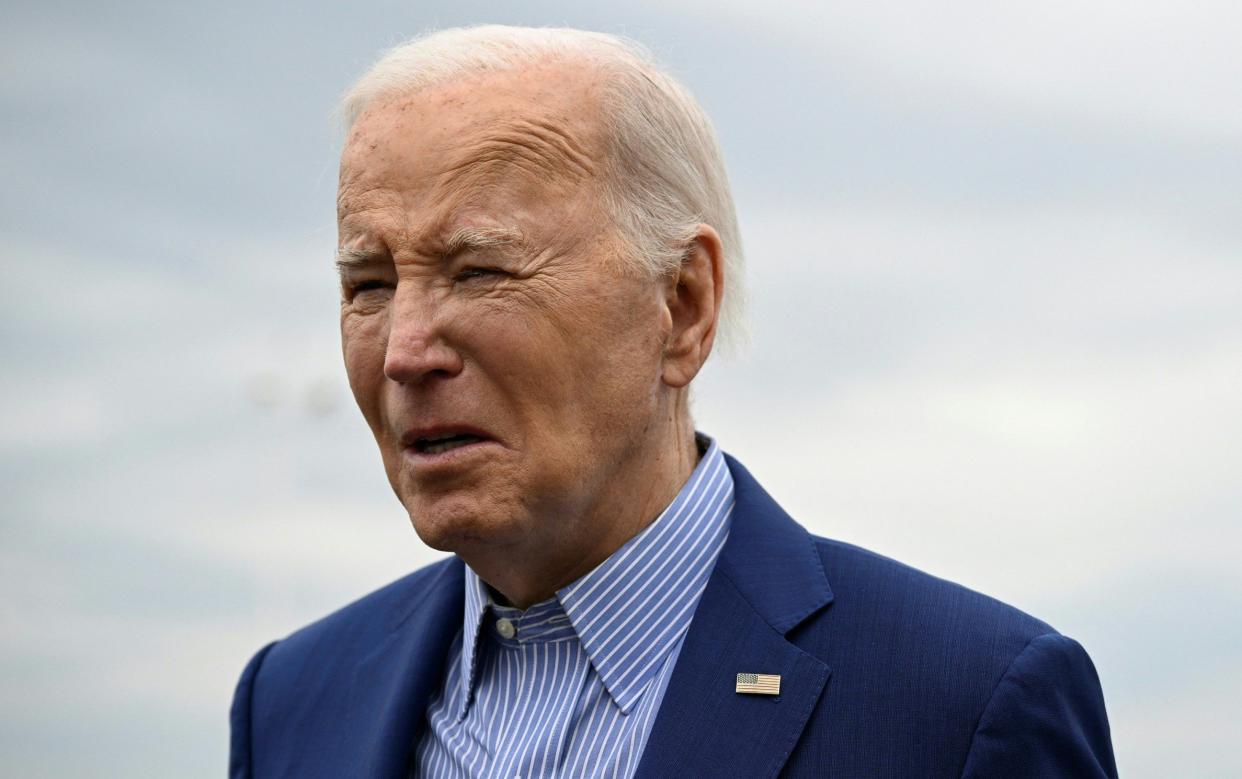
[661,224,725,388]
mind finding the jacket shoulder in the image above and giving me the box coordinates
[804,537,1061,736]
[235,557,458,722]
[812,536,1055,646]
[230,557,462,777]
[259,556,457,674]
[783,537,1111,777]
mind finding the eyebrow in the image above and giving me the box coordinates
[443,225,525,256]
[334,226,525,275]
[334,247,387,275]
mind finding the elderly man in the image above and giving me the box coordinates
[230,25,1117,778]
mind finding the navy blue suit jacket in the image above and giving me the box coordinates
[231,455,1117,777]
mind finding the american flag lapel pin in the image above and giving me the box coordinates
[735,672,781,696]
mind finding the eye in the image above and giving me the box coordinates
[454,267,506,282]
[344,278,394,301]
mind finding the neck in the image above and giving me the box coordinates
[467,407,699,609]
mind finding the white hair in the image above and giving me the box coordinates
[341,25,746,351]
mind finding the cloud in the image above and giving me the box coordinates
[685,0,1242,139]
[698,199,1242,602]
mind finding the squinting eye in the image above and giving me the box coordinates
[346,279,394,299]
[455,267,505,282]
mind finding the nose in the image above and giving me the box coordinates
[382,287,464,384]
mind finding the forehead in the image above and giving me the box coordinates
[338,61,608,219]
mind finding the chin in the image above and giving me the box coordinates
[403,493,518,553]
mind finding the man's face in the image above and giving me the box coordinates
[337,64,671,557]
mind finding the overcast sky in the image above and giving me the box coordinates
[2,1,1240,776]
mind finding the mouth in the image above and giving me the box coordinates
[413,432,485,455]
[399,425,498,461]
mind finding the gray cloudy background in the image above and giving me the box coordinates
[2,0,1240,776]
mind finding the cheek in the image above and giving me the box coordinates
[341,315,388,420]
[521,287,664,421]
[583,288,668,410]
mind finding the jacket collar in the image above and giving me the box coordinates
[634,453,835,778]
[711,453,834,633]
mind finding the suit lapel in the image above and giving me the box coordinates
[636,455,834,779]
[344,559,464,779]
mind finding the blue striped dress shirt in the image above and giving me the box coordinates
[414,436,735,778]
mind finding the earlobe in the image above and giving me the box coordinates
[660,225,724,389]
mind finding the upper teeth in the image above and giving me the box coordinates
[419,434,479,454]
[423,440,463,454]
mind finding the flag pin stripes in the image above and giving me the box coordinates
[735,672,781,695]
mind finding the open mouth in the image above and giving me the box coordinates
[414,433,485,455]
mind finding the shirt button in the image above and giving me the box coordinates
[495,617,516,639]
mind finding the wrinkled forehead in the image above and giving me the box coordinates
[337,63,610,216]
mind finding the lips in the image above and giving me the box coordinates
[415,432,483,454]
[399,425,497,456]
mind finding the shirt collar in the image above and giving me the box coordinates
[457,434,735,717]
